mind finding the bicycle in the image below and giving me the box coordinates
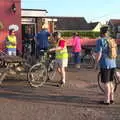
[27,50,58,87]
[22,42,33,65]
[81,46,95,69]
[97,70,120,93]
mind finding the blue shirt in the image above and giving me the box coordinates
[96,38,116,69]
[35,30,50,50]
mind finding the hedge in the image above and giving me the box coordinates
[61,31,100,38]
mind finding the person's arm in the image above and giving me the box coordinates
[94,39,102,69]
[95,40,102,63]
[71,37,76,46]
[49,40,65,51]
[5,37,10,46]
[96,52,102,63]
[34,34,39,45]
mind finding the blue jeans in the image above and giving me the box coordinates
[73,52,80,64]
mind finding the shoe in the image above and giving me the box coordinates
[110,100,114,104]
[57,80,65,87]
[99,101,110,105]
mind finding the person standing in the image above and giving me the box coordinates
[95,26,117,105]
[6,29,17,56]
[71,32,81,68]
[49,32,68,86]
[35,25,51,58]
[24,27,35,55]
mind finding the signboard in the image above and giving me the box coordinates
[21,10,47,17]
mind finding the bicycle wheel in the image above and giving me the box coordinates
[82,55,95,68]
[28,63,47,87]
[47,60,57,81]
[97,72,117,93]
[23,53,33,65]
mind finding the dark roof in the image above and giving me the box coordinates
[54,17,91,30]
[109,19,120,25]
[89,22,99,29]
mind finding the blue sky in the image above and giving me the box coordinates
[21,0,120,22]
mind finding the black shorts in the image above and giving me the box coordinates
[100,68,116,83]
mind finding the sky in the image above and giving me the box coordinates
[21,0,120,23]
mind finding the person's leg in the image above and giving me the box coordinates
[104,82,111,103]
[72,52,76,65]
[57,59,68,86]
[73,52,80,68]
[110,68,115,102]
[61,67,66,84]
[101,68,111,103]
[12,51,16,56]
[76,52,80,68]
[8,51,12,56]
[110,82,114,101]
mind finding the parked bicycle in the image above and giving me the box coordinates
[97,70,120,93]
[81,46,95,68]
[22,41,34,65]
[27,50,58,87]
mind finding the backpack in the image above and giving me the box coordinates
[106,38,117,59]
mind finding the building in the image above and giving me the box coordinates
[0,0,102,52]
[108,19,120,39]
[21,9,48,40]
[0,0,21,51]
[89,22,102,32]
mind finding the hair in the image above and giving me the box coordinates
[72,32,76,36]
[72,32,79,36]
[9,29,15,35]
[100,26,108,37]
[52,32,61,38]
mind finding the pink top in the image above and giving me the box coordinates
[71,36,81,52]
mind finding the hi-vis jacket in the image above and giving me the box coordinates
[6,35,16,49]
[56,39,68,59]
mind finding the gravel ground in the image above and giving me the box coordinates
[0,67,120,120]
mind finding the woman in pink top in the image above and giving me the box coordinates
[71,32,81,68]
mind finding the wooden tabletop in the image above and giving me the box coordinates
[0,56,25,63]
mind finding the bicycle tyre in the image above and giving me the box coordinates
[23,53,33,65]
[82,55,95,68]
[97,72,117,93]
[47,60,57,81]
[28,63,47,87]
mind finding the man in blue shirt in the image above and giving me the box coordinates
[35,26,51,58]
[95,26,117,105]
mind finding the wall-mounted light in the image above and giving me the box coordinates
[11,3,16,13]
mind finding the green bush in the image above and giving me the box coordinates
[61,31,100,38]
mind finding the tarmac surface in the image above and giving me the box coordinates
[0,66,120,120]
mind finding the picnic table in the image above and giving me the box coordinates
[0,55,30,84]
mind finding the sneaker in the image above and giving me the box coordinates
[57,80,65,87]
[110,100,114,104]
[99,101,110,105]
